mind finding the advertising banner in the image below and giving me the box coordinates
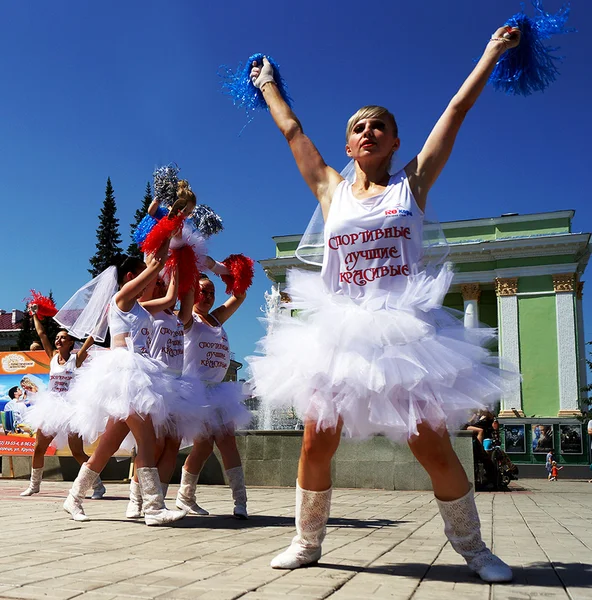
[0,351,51,456]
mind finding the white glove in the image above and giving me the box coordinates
[210,260,229,276]
[250,57,275,90]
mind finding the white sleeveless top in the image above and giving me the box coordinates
[183,313,230,383]
[321,169,424,301]
[108,297,153,355]
[48,353,77,394]
[150,310,184,374]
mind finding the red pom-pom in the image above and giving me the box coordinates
[140,213,184,256]
[25,290,58,318]
[220,254,255,296]
[169,246,200,299]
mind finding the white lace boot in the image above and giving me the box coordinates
[271,483,332,569]
[436,486,512,582]
[91,477,106,499]
[226,466,248,519]
[20,467,43,496]
[176,468,209,515]
[63,464,99,522]
[137,467,186,526]
[125,479,143,518]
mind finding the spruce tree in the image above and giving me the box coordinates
[17,307,38,351]
[127,181,152,258]
[581,341,592,421]
[89,177,123,277]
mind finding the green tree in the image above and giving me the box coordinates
[89,177,123,277]
[16,307,38,351]
[127,181,152,259]
[580,341,592,421]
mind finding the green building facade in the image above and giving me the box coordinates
[260,210,592,475]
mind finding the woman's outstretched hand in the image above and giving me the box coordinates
[489,26,521,51]
[250,57,275,90]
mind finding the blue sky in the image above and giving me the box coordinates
[0,1,590,368]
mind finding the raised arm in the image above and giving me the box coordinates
[75,336,95,368]
[147,198,160,217]
[31,309,54,359]
[405,27,520,211]
[115,240,170,312]
[141,265,179,315]
[178,288,195,329]
[211,292,246,326]
[251,58,343,217]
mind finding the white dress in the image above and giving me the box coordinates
[26,353,78,448]
[183,313,251,438]
[249,169,518,441]
[68,298,174,444]
[150,310,208,441]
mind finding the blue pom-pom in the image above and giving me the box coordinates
[133,206,168,245]
[489,1,574,96]
[191,204,224,239]
[153,164,180,207]
[220,53,293,117]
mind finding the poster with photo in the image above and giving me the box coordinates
[531,424,554,453]
[504,424,526,454]
[0,351,49,439]
[559,424,583,454]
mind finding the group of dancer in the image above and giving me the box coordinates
[21,24,523,582]
[22,180,252,526]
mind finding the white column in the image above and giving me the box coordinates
[495,278,523,417]
[554,274,580,416]
[461,283,481,329]
[576,282,588,409]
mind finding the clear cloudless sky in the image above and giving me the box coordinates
[0,1,591,370]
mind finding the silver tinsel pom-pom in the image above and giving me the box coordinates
[153,164,180,207]
[191,204,224,238]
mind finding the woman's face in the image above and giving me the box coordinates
[345,117,400,163]
[55,331,74,352]
[194,279,215,314]
[20,378,38,393]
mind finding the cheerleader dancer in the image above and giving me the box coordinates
[124,267,208,519]
[175,275,252,519]
[63,246,186,525]
[138,179,210,284]
[21,308,105,499]
[248,26,521,581]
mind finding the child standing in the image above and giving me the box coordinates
[549,461,562,482]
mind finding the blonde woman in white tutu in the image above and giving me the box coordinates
[248,26,520,582]
[22,307,105,499]
[62,246,186,526]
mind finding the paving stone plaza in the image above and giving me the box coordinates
[0,479,590,600]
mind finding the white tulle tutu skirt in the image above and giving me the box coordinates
[248,268,519,442]
[182,381,251,445]
[171,222,208,270]
[68,347,175,444]
[162,372,211,442]
[27,391,76,449]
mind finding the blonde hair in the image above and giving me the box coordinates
[177,179,196,205]
[345,105,398,141]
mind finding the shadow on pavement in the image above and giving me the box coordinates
[90,514,407,530]
[319,560,592,587]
